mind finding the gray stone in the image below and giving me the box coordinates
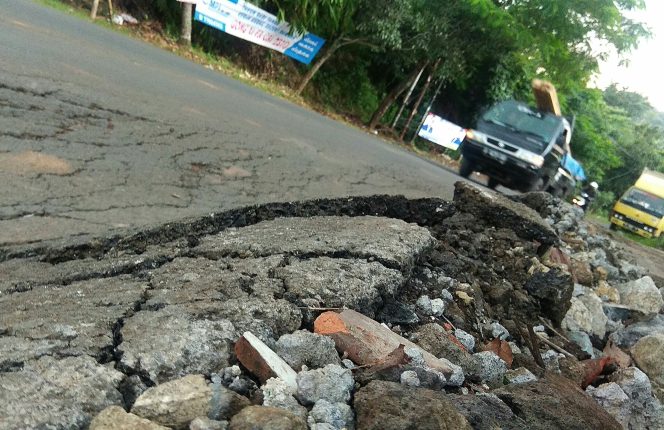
[275,330,340,371]
[131,375,212,429]
[431,298,446,316]
[616,276,664,314]
[0,355,124,429]
[631,334,664,388]
[378,301,419,325]
[119,308,236,384]
[585,383,631,428]
[568,331,595,358]
[541,350,562,373]
[454,329,476,352]
[307,399,355,430]
[440,289,454,302]
[354,380,472,430]
[261,377,307,419]
[454,182,558,245]
[609,367,664,430]
[609,314,664,348]
[450,393,526,430]
[90,406,169,429]
[562,292,608,339]
[489,322,510,340]
[400,370,421,387]
[416,295,433,315]
[473,351,507,385]
[190,417,229,430]
[297,364,354,406]
[274,257,403,317]
[504,367,538,385]
[209,383,252,421]
[415,323,479,375]
[229,406,307,430]
[0,277,148,359]
[195,216,435,270]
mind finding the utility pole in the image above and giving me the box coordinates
[180,2,193,46]
[391,64,425,129]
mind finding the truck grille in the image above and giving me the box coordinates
[621,216,648,231]
[486,137,517,152]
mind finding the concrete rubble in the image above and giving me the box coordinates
[1,183,664,429]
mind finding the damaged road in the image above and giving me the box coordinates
[1,182,664,429]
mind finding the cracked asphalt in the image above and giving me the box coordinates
[0,0,468,246]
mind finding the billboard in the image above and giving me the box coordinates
[194,0,325,65]
[418,113,466,151]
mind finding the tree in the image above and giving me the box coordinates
[273,0,411,94]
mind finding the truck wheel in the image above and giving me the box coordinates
[609,223,617,231]
[459,158,474,178]
[487,177,499,189]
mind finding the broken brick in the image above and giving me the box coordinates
[314,310,460,383]
[234,332,297,388]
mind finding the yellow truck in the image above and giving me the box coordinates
[610,169,664,238]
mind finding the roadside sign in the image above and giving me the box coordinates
[418,113,466,151]
[194,0,325,65]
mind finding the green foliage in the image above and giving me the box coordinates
[311,54,379,122]
[591,190,617,213]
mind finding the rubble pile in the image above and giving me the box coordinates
[1,182,663,429]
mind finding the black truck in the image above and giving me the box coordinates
[459,99,576,196]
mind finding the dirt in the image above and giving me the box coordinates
[589,219,664,282]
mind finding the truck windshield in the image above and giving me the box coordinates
[621,187,664,218]
[482,101,560,145]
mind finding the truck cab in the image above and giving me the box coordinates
[610,169,664,238]
[459,100,574,195]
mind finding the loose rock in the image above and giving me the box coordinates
[354,380,472,430]
[616,276,664,314]
[229,406,307,430]
[90,406,168,430]
[131,375,212,429]
[190,417,229,430]
[308,399,355,430]
[261,377,307,419]
[275,330,340,371]
[296,364,354,406]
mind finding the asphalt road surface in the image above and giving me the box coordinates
[0,1,473,246]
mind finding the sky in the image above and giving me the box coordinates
[593,0,664,112]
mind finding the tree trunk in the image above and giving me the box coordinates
[391,64,426,129]
[367,61,428,132]
[400,59,440,141]
[295,37,342,95]
[90,0,100,19]
[179,3,193,46]
[107,0,114,19]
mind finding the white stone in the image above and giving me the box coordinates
[586,383,630,428]
[416,295,433,315]
[400,370,420,387]
[430,299,446,317]
[616,276,664,314]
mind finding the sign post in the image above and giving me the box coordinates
[193,0,325,65]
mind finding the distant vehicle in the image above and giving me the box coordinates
[572,181,598,212]
[610,169,664,238]
[459,80,578,197]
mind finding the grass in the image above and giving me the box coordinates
[587,211,664,250]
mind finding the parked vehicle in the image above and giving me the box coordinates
[610,169,664,238]
[459,80,578,197]
[572,181,598,212]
